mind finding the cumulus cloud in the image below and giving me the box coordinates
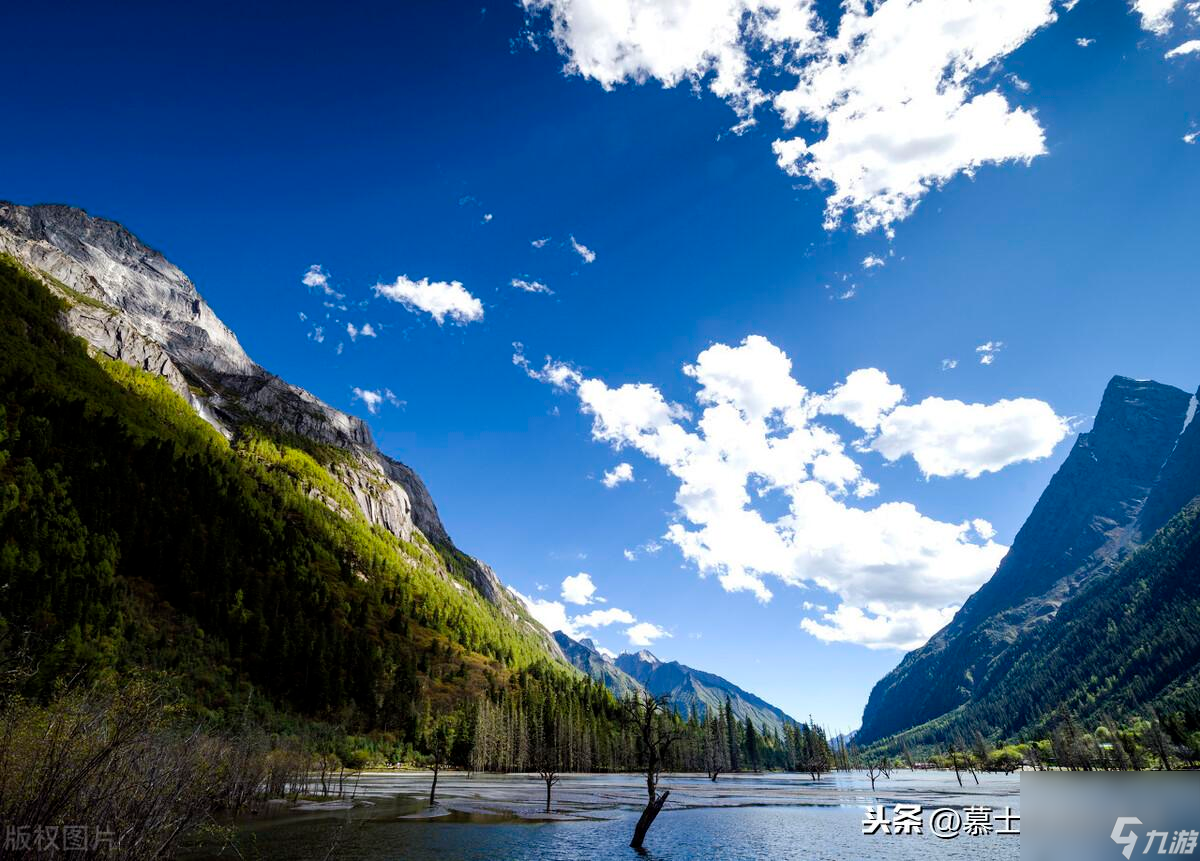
[570,235,597,263]
[772,0,1052,233]
[976,340,1004,365]
[373,275,484,325]
[1133,0,1185,34]
[510,573,662,646]
[519,334,1069,649]
[523,0,1052,234]
[817,368,905,432]
[862,254,886,269]
[602,462,635,488]
[1186,130,1199,144]
[1166,39,1200,57]
[1076,36,1096,46]
[308,325,325,344]
[532,237,550,248]
[626,622,672,647]
[941,358,959,371]
[871,397,1070,478]
[520,0,819,119]
[511,277,553,294]
[561,572,598,605]
[576,607,637,628]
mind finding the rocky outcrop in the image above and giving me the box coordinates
[0,200,533,647]
[857,376,1197,744]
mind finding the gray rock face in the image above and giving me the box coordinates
[0,200,532,642]
[0,202,254,376]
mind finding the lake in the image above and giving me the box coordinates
[185,770,1020,860]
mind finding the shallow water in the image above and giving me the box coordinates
[186,770,1020,860]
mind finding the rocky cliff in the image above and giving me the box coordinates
[0,201,552,653]
[858,376,1200,744]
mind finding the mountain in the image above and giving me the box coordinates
[552,632,645,699]
[555,630,796,734]
[0,201,566,721]
[614,644,797,735]
[858,376,1200,745]
[0,202,540,628]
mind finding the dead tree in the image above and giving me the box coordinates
[532,709,563,814]
[427,717,453,807]
[623,693,683,849]
[866,759,891,791]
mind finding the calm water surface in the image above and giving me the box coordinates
[186,771,1020,860]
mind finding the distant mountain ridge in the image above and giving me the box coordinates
[858,375,1200,745]
[554,631,796,735]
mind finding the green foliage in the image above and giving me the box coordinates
[0,256,565,751]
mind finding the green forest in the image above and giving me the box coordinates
[0,254,840,778]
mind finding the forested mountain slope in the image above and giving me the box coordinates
[0,212,574,732]
[859,376,1200,746]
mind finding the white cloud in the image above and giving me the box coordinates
[520,0,819,119]
[346,322,377,342]
[1008,74,1031,92]
[561,572,598,605]
[510,577,658,643]
[596,645,618,660]
[976,340,1004,365]
[576,607,636,628]
[941,358,959,371]
[520,334,1069,649]
[373,275,484,325]
[862,254,886,269]
[773,0,1052,233]
[513,342,584,390]
[626,622,672,647]
[483,212,494,223]
[532,237,550,248]
[870,397,1070,478]
[525,0,1054,235]
[972,518,997,541]
[602,462,635,488]
[352,387,402,415]
[308,325,325,344]
[511,588,574,635]
[1165,39,1200,57]
[335,342,344,355]
[511,277,553,294]
[1133,0,1184,34]
[1185,130,1199,144]
[302,264,344,300]
[1076,36,1096,46]
[570,235,597,263]
[817,368,904,432]
[623,549,637,561]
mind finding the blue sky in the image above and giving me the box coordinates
[3,0,1198,730]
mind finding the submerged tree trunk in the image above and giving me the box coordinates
[429,763,440,807]
[630,790,670,849]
